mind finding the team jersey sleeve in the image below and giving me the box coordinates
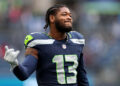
[13,55,38,81]
[77,53,89,86]
[24,33,41,50]
[12,33,39,81]
[24,34,34,49]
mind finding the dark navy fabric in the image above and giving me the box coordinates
[13,55,38,81]
[13,31,89,86]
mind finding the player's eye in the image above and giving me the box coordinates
[61,13,72,18]
[69,14,72,18]
[61,13,67,16]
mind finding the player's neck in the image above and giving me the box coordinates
[49,26,67,40]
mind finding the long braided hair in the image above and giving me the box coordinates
[44,4,67,30]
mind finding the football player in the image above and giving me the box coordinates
[4,4,89,86]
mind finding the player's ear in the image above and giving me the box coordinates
[49,15,55,23]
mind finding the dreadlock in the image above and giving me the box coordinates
[44,4,67,30]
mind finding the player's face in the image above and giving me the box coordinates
[54,7,73,32]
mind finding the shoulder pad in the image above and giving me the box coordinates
[24,32,52,48]
[69,31,84,39]
[24,32,41,48]
[68,31,85,45]
[24,35,33,47]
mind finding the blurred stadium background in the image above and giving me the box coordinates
[0,0,120,86]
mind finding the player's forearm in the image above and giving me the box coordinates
[13,55,38,81]
[13,65,29,81]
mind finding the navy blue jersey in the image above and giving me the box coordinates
[23,31,89,86]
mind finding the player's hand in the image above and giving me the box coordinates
[4,46,20,69]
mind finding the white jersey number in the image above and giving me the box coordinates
[52,55,78,84]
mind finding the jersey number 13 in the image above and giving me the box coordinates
[52,55,78,84]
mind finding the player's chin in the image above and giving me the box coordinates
[64,26,72,32]
[65,24,72,29]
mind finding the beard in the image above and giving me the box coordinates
[55,20,72,33]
